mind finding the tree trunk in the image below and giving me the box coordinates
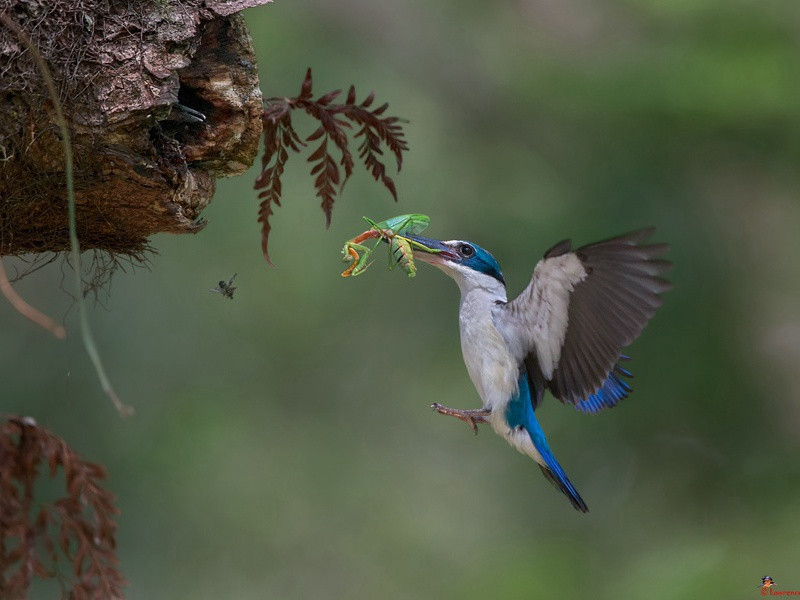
[0,0,269,256]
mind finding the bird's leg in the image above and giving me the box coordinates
[431,403,491,435]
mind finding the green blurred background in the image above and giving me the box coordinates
[5,0,800,598]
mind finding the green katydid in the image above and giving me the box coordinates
[341,214,439,278]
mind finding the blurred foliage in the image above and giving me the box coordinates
[3,0,800,598]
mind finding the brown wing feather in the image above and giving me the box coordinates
[547,228,672,404]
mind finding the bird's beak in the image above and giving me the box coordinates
[405,234,457,265]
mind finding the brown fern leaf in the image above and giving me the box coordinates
[342,97,408,174]
[255,105,302,265]
[298,67,314,101]
[302,110,351,226]
[307,137,340,226]
[302,106,353,181]
[356,125,397,201]
[0,417,125,599]
[255,68,409,264]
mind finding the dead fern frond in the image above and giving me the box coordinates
[254,68,409,264]
[0,417,125,599]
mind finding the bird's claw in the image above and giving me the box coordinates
[431,403,489,435]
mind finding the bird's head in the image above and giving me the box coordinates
[405,234,506,292]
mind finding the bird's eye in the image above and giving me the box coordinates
[459,244,475,257]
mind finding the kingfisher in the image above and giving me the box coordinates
[405,227,671,512]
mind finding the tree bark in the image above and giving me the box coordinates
[0,0,270,256]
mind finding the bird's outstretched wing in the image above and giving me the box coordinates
[494,228,671,408]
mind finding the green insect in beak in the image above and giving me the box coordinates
[341,214,440,278]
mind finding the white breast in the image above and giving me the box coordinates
[458,289,519,418]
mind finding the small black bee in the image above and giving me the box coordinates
[210,273,237,299]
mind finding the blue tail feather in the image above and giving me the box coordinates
[507,373,589,512]
[529,424,589,513]
[574,362,633,415]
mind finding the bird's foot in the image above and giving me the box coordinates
[431,403,490,435]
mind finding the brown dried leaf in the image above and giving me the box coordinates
[361,91,375,108]
[0,418,125,599]
[316,89,341,106]
[255,68,409,263]
[258,197,276,266]
[307,140,328,162]
[307,126,325,142]
[299,67,313,99]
